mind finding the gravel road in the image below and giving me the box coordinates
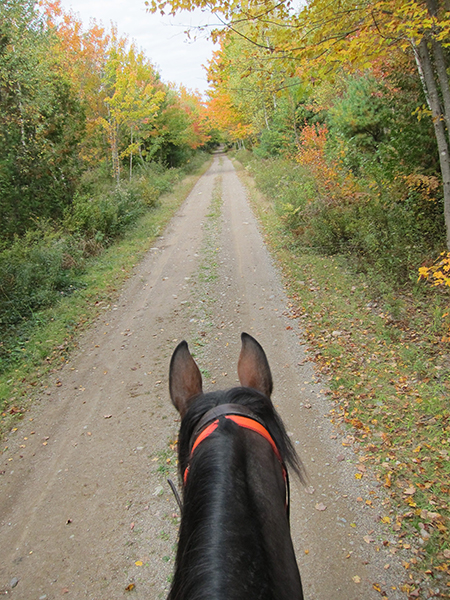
[0,154,409,599]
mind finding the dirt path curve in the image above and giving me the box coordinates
[1,154,407,600]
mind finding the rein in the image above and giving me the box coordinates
[178,403,290,518]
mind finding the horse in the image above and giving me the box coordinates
[168,332,304,600]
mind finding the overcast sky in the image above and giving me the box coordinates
[58,0,218,96]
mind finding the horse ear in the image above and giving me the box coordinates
[237,332,273,398]
[169,341,203,417]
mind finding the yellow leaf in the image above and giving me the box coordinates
[135,561,143,566]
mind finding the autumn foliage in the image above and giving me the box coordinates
[0,0,212,241]
[418,252,450,288]
[295,124,361,207]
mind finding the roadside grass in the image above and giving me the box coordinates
[154,446,177,479]
[234,158,450,595]
[0,157,212,436]
[151,438,179,596]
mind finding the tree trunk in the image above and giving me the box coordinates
[130,127,133,182]
[264,105,270,130]
[16,82,26,148]
[113,120,120,185]
[431,38,450,135]
[425,0,450,135]
[414,38,450,249]
[289,93,300,149]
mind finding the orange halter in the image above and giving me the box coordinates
[183,410,288,513]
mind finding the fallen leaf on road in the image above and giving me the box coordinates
[352,576,361,583]
[315,502,327,511]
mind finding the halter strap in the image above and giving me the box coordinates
[183,405,289,518]
[189,415,283,466]
[189,403,266,449]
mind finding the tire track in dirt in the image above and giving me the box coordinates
[0,154,407,599]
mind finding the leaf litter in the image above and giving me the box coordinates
[260,232,450,593]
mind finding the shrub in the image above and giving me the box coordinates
[65,184,147,241]
[302,194,445,283]
[240,151,445,286]
[0,225,82,325]
[65,160,187,242]
[134,162,178,197]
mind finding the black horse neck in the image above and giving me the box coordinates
[169,395,303,600]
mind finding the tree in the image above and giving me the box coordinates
[0,0,85,239]
[42,0,111,166]
[99,32,165,182]
[149,0,450,248]
[206,33,297,148]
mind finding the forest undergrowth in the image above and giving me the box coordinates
[234,153,450,598]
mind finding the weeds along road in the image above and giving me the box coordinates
[1,154,407,600]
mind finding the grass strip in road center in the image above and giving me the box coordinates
[187,174,224,374]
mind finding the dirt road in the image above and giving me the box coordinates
[1,154,407,599]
